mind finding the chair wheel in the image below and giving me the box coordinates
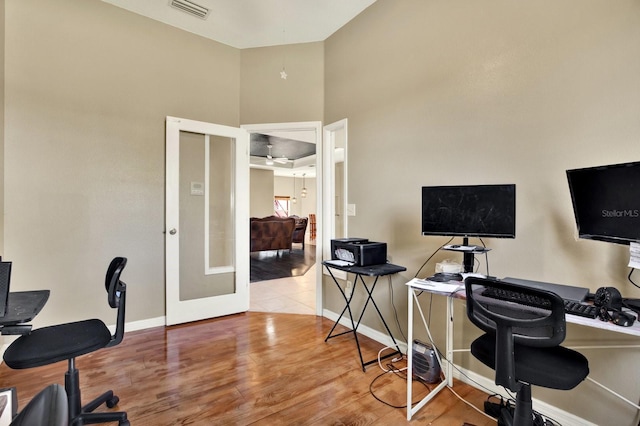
[106,395,119,408]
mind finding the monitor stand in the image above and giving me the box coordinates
[462,237,474,273]
[461,238,491,273]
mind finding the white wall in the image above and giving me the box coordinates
[250,168,275,218]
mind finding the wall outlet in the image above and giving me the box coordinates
[345,280,353,299]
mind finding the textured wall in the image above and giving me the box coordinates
[240,42,324,125]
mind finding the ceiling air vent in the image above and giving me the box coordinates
[169,0,210,19]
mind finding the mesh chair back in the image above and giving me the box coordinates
[465,276,567,348]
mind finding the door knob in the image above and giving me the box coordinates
[169,228,177,235]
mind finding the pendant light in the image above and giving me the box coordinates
[291,174,297,204]
[301,173,307,198]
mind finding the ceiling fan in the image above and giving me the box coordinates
[266,144,291,165]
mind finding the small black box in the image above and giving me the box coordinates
[331,238,387,266]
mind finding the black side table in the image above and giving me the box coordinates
[0,290,50,335]
[323,261,406,371]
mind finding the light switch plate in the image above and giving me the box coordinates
[190,182,204,196]
[347,204,356,216]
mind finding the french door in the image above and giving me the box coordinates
[165,117,249,325]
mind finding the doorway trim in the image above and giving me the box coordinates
[241,121,323,316]
[322,119,348,281]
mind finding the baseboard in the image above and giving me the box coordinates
[322,308,594,426]
[107,316,166,334]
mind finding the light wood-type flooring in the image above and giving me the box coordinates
[0,312,495,425]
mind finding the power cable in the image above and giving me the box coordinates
[388,275,407,343]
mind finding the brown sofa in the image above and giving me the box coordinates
[250,216,295,252]
[290,215,308,249]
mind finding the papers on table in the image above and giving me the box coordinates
[324,259,354,267]
[629,242,640,269]
[406,277,463,294]
[406,273,487,293]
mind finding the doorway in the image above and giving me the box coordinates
[242,122,323,316]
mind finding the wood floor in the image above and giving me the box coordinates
[250,244,316,282]
[0,312,495,425]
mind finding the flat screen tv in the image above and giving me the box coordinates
[566,161,640,245]
[421,184,516,239]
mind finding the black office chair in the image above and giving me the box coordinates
[10,384,67,426]
[3,257,129,426]
[464,277,589,426]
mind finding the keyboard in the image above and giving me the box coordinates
[480,287,599,319]
[564,300,599,319]
[481,287,552,308]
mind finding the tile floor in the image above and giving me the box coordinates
[249,263,317,315]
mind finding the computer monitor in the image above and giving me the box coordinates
[567,161,640,245]
[421,184,516,239]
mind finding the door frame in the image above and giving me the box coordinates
[241,121,323,316]
[323,119,348,281]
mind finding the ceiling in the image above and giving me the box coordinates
[251,134,316,161]
[102,0,376,49]
[249,132,317,177]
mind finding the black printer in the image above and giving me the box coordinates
[330,238,387,266]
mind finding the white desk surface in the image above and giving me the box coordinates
[406,277,640,338]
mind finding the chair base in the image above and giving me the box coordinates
[494,385,549,426]
[66,359,129,426]
[71,390,128,426]
[497,410,549,426]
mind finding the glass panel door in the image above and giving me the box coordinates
[166,117,249,326]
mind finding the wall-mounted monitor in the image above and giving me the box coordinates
[567,161,640,245]
[421,184,516,239]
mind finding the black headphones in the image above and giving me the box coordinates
[595,287,636,326]
[594,287,623,310]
